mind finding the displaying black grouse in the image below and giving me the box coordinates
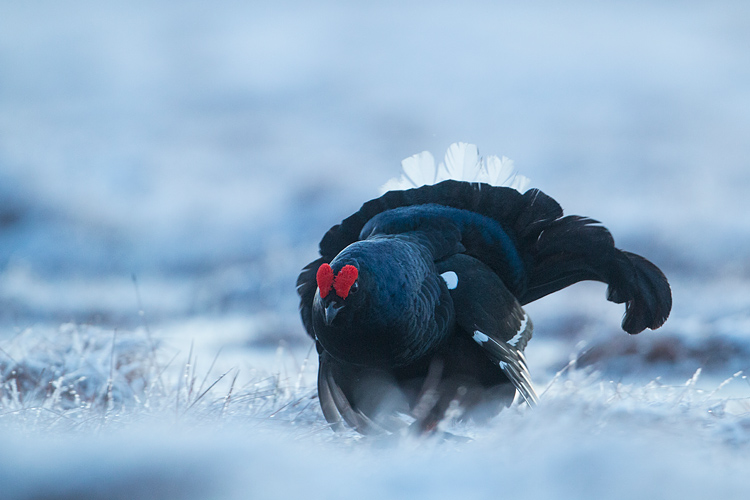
[297,154,671,434]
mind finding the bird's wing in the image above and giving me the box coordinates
[470,329,537,407]
[436,254,537,407]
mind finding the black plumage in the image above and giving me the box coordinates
[297,180,671,433]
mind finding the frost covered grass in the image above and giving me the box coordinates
[0,324,325,435]
[2,324,750,499]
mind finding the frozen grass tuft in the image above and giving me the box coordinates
[0,324,156,426]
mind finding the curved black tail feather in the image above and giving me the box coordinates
[520,216,671,334]
[609,251,671,334]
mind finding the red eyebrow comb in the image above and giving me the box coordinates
[333,265,358,299]
[317,264,358,299]
[316,263,334,298]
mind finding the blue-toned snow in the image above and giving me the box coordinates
[1,1,750,499]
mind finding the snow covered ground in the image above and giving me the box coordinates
[1,1,749,498]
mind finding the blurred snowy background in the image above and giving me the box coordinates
[1,1,749,499]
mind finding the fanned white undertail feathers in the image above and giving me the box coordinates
[441,143,483,183]
[380,151,437,193]
[485,154,530,192]
[381,142,530,193]
[403,151,438,186]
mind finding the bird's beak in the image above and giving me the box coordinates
[324,302,344,326]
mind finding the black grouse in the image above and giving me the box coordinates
[297,149,671,434]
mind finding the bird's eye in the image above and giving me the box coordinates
[349,281,359,294]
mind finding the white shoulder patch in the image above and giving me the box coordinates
[472,331,490,344]
[440,271,459,290]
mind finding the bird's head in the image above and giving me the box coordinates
[312,251,389,366]
[311,239,452,368]
[314,262,360,326]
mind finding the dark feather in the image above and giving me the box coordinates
[471,331,538,407]
[318,351,412,434]
[318,355,380,434]
[297,257,327,339]
[316,353,344,431]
